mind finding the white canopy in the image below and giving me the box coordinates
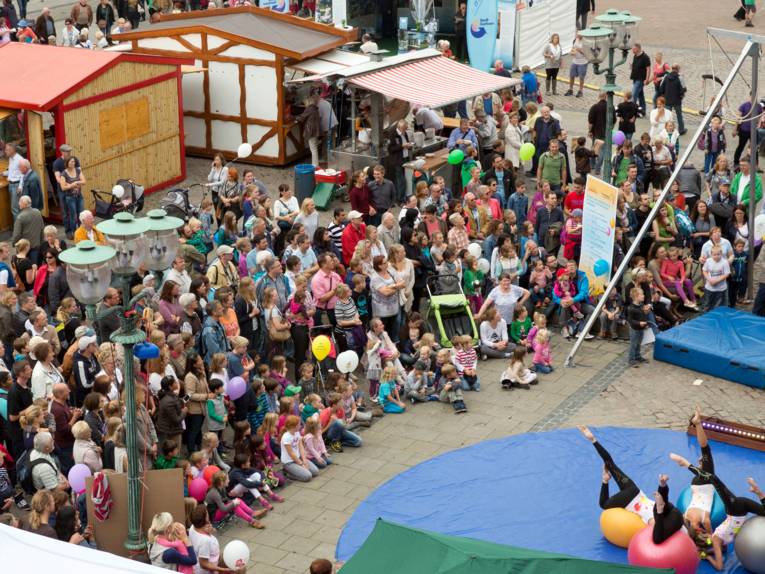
[0,523,168,573]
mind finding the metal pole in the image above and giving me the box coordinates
[565,40,755,367]
[85,304,96,327]
[603,47,615,182]
[748,45,760,299]
[113,275,147,552]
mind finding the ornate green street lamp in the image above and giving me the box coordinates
[58,240,116,323]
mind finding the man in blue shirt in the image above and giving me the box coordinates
[447,118,478,151]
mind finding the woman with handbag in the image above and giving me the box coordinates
[263,286,290,360]
[272,184,299,254]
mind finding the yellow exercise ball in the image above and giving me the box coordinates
[311,335,331,361]
[600,508,647,548]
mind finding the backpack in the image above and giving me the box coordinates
[675,209,695,236]
[17,450,58,494]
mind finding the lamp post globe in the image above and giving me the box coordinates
[144,209,184,272]
[96,212,151,275]
[579,25,614,67]
[59,240,116,322]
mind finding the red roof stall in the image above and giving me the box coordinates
[0,43,190,230]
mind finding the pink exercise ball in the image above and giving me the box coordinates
[627,526,700,574]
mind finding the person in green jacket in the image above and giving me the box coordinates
[510,305,533,348]
[154,439,179,470]
[730,156,763,208]
[462,255,486,313]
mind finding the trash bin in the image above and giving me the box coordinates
[294,164,316,203]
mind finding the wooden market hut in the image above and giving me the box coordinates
[113,7,358,165]
[0,43,188,230]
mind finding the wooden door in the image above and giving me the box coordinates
[26,111,48,217]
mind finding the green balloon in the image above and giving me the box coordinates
[519,142,536,162]
[448,149,465,165]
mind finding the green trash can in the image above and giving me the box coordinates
[294,164,316,203]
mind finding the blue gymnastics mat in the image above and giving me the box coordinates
[336,427,765,574]
[653,307,765,389]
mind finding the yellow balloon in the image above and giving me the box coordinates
[600,508,647,548]
[311,335,331,361]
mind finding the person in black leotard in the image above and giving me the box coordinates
[670,454,765,570]
[579,425,684,544]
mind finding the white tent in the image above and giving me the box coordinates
[0,523,168,573]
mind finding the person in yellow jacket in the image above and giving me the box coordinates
[73,210,107,245]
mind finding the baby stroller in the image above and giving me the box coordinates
[424,274,479,349]
[91,179,145,220]
[160,183,205,222]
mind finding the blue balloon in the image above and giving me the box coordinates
[593,259,610,277]
[676,485,727,529]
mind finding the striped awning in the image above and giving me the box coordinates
[347,55,520,108]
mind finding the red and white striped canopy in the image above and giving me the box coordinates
[347,55,520,108]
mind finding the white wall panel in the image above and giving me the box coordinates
[218,45,275,61]
[206,35,228,50]
[181,59,205,113]
[212,120,243,151]
[208,61,240,116]
[183,116,206,148]
[180,33,202,49]
[137,37,190,52]
[244,65,277,121]
[247,125,278,158]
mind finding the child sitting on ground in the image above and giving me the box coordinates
[250,435,284,489]
[263,378,280,413]
[528,259,553,308]
[510,306,533,350]
[378,366,406,413]
[599,289,624,339]
[339,382,372,430]
[437,364,467,414]
[501,347,538,390]
[204,470,266,528]
[405,361,437,403]
[660,246,699,310]
[452,335,479,391]
[531,329,554,374]
[527,311,548,344]
[302,415,332,468]
[257,413,281,459]
[201,432,229,472]
[228,452,283,510]
[301,393,323,422]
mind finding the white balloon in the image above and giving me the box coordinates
[467,243,482,259]
[223,540,250,570]
[336,350,359,373]
[477,258,491,274]
[755,214,765,240]
[237,142,253,159]
[112,184,125,199]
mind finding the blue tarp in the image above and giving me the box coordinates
[336,427,765,574]
[654,307,765,389]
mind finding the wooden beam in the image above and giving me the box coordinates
[275,56,286,164]
[202,32,212,151]
[124,46,276,67]
[183,111,276,127]
[239,63,247,144]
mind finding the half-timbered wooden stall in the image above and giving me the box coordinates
[114,7,357,165]
[0,43,188,227]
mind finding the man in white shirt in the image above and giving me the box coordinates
[413,104,444,133]
[163,255,192,294]
[359,33,378,54]
[565,33,589,98]
[2,143,24,219]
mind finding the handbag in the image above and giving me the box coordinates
[267,309,290,342]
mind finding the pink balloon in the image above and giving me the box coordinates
[613,130,626,146]
[68,463,92,494]
[226,376,247,400]
[188,477,209,502]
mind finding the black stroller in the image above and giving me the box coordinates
[160,183,206,222]
[91,179,145,220]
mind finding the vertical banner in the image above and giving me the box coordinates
[332,0,347,26]
[467,0,498,72]
[580,175,619,296]
[496,0,516,68]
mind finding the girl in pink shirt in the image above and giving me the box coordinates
[660,246,698,309]
[302,416,331,468]
[531,329,553,374]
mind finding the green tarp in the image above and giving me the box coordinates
[340,519,674,574]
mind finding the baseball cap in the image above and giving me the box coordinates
[79,335,98,351]
[719,177,731,187]
[284,385,302,397]
[571,208,583,217]
[59,144,73,153]
[348,210,363,220]
[217,245,234,256]
[413,360,427,371]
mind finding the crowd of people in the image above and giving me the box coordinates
[1,0,765,571]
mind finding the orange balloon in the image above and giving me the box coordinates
[202,465,221,485]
